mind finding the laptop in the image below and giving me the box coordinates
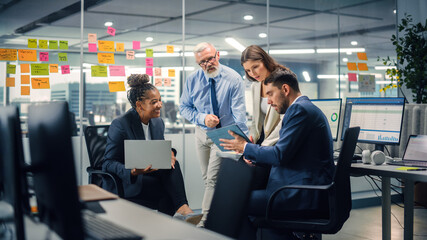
[388,135,427,167]
[125,140,172,169]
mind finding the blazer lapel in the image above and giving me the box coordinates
[263,105,281,137]
[253,82,263,133]
[130,109,145,140]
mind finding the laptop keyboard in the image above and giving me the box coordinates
[83,210,143,240]
[388,161,427,167]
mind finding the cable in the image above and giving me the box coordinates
[355,144,363,152]
[384,145,391,156]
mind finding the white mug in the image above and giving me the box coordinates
[362,150,371,164]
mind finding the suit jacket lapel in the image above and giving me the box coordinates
[264,105,281,137]
[253,82,263,133]
[130,109,145,140]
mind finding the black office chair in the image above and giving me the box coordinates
[254,127,360,240]
[84,125,124,197]
[205,159,255,239]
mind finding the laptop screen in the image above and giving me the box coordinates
[403,135,427,161]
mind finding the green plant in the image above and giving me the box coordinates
[378,14,427,103]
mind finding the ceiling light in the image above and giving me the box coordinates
[258,33,267,38]
[225,37,245,52]
[316,48,365,53]
[342,58,348,62]
[374,66,397,70]
[104,21,113,27]
[135,51,228,58]
[145,37,153,42]
[302,71,311,82]
[269,49,315,54]
[243,15,253,21]
[346,51,352,55]
[393,9,396,14]
[351,41,358,46]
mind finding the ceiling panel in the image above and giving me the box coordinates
[143,19,245,35]
[24,26,109,41]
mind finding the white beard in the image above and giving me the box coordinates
[204,66,220,78]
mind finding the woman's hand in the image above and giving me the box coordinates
[131,165,157,175]
[171,150,176,169]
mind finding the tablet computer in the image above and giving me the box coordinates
[206,124,250,152]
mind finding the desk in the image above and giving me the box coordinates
[351,163,427,240]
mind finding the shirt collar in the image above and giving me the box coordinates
[291,95,304,106]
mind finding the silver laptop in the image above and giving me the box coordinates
[124,140,172,169]
[388,135,427,167]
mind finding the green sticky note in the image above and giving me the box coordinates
[58,53,68,61]
[7,64,16,74]
[28,39,37,48]
[146,49,153,57]
[91,66,108,77]
[59,40,68,50]
[49,40,58,49]
[31,64,49,75]
[39,40,48,49]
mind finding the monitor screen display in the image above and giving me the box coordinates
[341,97,405,145]
[311,99,342,141]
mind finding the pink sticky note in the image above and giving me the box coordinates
[154,68,162,76]
[107,26,116,36]
[348,73,357,82]
[126,51,135,60]
[164,78,171,87]
[109,65,126,76]
[61,65,70,74]
[88,33,97,43]
[154,78,162,86]
[88,43,97,52]
[39,52,49,61]
[146,68,153,76]
[145,58,153,67]
[132,41,140,50]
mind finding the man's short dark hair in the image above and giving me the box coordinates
[264,68,300,92]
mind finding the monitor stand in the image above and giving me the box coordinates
[375,144,385,152]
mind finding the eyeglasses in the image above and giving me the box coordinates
[198,52,218,67]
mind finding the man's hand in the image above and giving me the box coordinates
[219,130,247,153]
[205,114,220,128]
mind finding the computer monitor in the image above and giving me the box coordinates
[27,102,84,240]
[341,97,405,151]
[0,106,31,240]
[311,99,342,141]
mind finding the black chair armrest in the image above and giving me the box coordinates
[86,167,124,197]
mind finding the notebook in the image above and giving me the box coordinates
[206,124,250,160]
[124,140,171,169]
[387,135,427,167]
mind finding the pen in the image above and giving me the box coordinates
[407,168,427,171]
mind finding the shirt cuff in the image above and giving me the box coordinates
[197,113,208,126]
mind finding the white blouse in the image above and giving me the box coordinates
[260,97,269,115]
[141,122,151,140]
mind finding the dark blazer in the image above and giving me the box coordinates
[244,96,335,211]
[103,108,167,198]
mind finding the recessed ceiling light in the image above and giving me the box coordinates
[145,37,153,42]
[104,21,113,27]
[351,41,358,46]
[393,9,396,14]
[243,15,253,21]
[342,58,348,62]
[258,33,267,38]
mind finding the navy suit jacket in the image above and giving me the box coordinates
[103,108,167,198]
[244,96,335,211]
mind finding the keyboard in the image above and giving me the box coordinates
[83,210,143,240]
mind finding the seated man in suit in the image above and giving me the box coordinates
[220,69,335,240]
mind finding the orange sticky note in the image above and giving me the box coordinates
[31,77,50,89]
[0,49,18,61]
[21,86,30,95]
[108,81,126,92]
[6,77,15,87]
[18,49,37,62]
[357,52,368,61]
[98,40,115,52]
[49,64,58,73]
[166,45,174,53]
[116,43,124,52]
[21,64,30,73]
[154,78,162,86]
[21,75,30,84]
[347,62,357,71]
[168,69,175,77]
[164,78,171,87]
[358,63,369,71]
[98,53,115,64]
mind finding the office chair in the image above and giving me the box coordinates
[205,159,255,239]
[254,127,360,240]
[84,125,124,197]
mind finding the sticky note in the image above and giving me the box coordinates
[98,53,115,64]
[39,40,48,49]
[49,40,58,49]
[31,64,49,75]
[0,49,17,61]
[357,52,368,61]
[59,40,68,50]
[164,78,171,87]
[358,63,368,71]
[39,52,49,61]
[88,43,97,52]
[21,86,30,96]
[109,65,125,76]
[107,26,116,36]
[146,49,153,57]
[126,51,135,60]
[6,77,15,87]
[7,64,16,74]
[116,43,124,52]
[132,41,140,50]
[61,65,70,74]
[166,45,174,53]
[21,75,30,84]
[154,68,162,76]
[49,64,58,73]
[154,78,162,86]
[31,77,50,89]
[358,74,375,92]
[58,53,68,62]
[347,62,357,71]
[108,81,126,92]
[18,49,37,61]
[168,69,175,77]
[21,64,30,73]
[145,58,153,67]
[146,68,153,76]
[98,40,115,52]
[88,33,97,43]
[91,66,108,77]
[348,73,357,82]
[28,39,37,48]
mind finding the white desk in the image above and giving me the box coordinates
[350,163,427,240]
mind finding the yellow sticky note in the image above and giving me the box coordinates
[31,64,49,75]
[7,64,16,74]
[98,40,115,52]
[108,81,126,92]
[21,75,30,84]
[91,66,108,77]
[39,40,48,49]
[347,62,357,71]
[49,64,58,73]
[0,49,17,61]
[21,86,30,96]
[31,77,50,89]
[97,53,115,64]
[28,39,37,48]
[6,77,15,87]
[358,63,369,71]
[116,43,124,52]
[21,64,30,73]
[58,53,68,62]
[168,69,175,77]
[18,49,37,62]
[146,49,153,57]
[59,40,68,50]
[49,40,58,49]
[166,45,174,53]
[357,52,368,61]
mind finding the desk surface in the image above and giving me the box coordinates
[351,163,427,182]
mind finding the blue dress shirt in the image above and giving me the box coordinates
[179,64,248,134]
